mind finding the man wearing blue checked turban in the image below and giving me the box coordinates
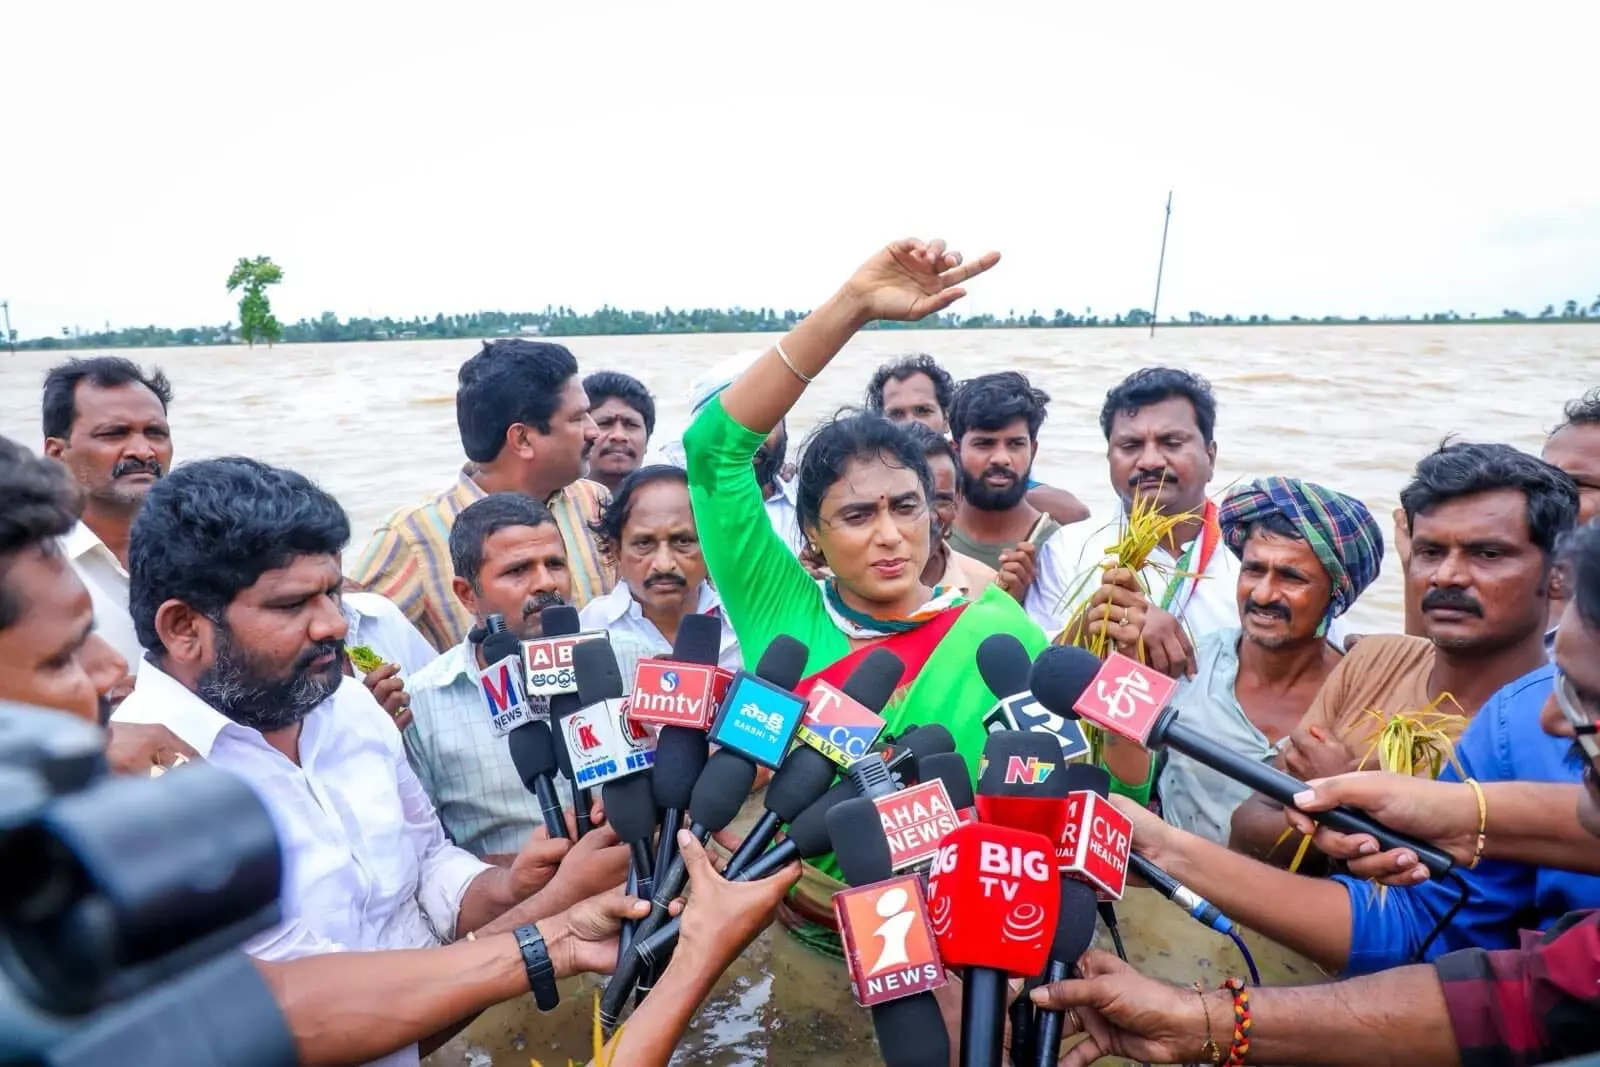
[1102,475,1385,847]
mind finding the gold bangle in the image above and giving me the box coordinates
[1464,777,1487,869]
[774,339,813,385]
[1193,981,1221,1064]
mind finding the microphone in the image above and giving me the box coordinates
[829,796,953,1067]
[926,820,1060,1067]
[538,605,592,837]
[565,639,657,791]
[1031,867,1102,1067]
[726,650,903,878]
[794,647,902,767]
[1128,852,1238,936]
[483,613,569,841]
[630,776,856,975]
[641,615,724,885]
[849,723,956,798]
[704,635,810,769]
[974,731,1071,844]
[1035,647,1456,878]
[976,633,1090,761]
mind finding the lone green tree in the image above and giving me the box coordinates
[225,256,284,347]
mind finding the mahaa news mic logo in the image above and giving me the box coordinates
[794,680,887,767]
[628,660,719,729]
[873,780,960,871]
[521,631,608,697]
[834,875,946,1007]
[706,673,807,769]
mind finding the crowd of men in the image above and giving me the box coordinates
[2,246,1598,1065]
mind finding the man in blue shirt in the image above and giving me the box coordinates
[1110,444,1589,975]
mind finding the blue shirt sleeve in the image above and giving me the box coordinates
[1337,681,1527,975]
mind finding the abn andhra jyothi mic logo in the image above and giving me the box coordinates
[707,673,806,769]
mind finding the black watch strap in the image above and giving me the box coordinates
[514,923,560,1011]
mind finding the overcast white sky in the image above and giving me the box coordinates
[3,2,1597,337]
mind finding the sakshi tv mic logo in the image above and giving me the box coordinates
[706,673,806,769]
[834,875,945,1007]
[794,680,887,767]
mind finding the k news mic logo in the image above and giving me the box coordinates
[706,673,806,769]
[563,698,656,787]
[834,875,946,1006]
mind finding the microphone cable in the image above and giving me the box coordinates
[1226,929,1262,986]
[1413,870,1472,963]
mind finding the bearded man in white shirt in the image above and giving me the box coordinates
[580,465,742,671]
[112,456,634,1067]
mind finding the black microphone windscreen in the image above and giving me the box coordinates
[782,779,857,858]
[828,796,893,886]
[603,772,658,844]
[688,749,757,831]
[671,613,723,666]
[978,731,1070,798]
[898,723,954,760]
[540,605,581,638]
[650,727,709,809]
[754,635,808,691]
[1028,645,1103,721]
[918,752,975,810]
[1053,877,1101,963]
[873,994,952,1067]
[481,620,522,669]
[1063,762,1111,798]
[507,722,559,784]
[840,648,906,711]
[573,639,624,704]
[976,632,1034,699]
[765,746,837,821]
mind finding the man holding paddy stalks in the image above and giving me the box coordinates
[1099,476,1383,844]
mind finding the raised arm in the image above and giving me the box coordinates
[718,239,1000,435]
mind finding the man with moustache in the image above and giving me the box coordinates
[864,354,1090,525]
[350,339,614,652]
[41,357,173,674]
[1095,477,1382,840]
[580,465,741,670]
[0,435,193,772]
[111,459,632,1064]
[1030,523,1600,1067]
[904,424,999,596]
[1231,441,1575,864]
[945,371,1074,627]
[1046,367,1263,675]
[583,370,656,494]
[404,493,652,857]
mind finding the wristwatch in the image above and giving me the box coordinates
[514,923,560,1011]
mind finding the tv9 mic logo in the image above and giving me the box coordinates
[833,875,945,1007]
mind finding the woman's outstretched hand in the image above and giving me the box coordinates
[841,238,1000,323]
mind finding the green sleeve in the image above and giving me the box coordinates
[1103,752,1155,807]
[682,397,840,670]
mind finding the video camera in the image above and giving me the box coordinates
[0,700,296,1066]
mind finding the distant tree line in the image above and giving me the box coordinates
[12,294,1600,351]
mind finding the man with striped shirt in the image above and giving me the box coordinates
[348,340,615,651]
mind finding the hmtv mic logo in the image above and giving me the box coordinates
[794,680,887,767]
[629,659,717,729]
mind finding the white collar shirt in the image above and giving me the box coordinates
[577,581,743,672]
[62,521,142,673]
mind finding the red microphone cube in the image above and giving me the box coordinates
[1071,652,1179,746]
[925,821,1060,976]
[1056,790,1133,900]
[627,658,720,729]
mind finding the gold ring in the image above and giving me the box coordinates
[1068,1009,1082,1032]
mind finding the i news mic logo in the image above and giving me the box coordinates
[834,875,945,1007]
[479,654,537,738]
[794,680,887,767]
[706,673,806,769]
[521,631,608,697]
[628,659,721,729]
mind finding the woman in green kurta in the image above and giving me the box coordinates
[682,238,1049,946]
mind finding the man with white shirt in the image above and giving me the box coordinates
[1042,366,1245,673]
[113,456,633,1067]
[580,465,742,670]
[403,492,652,858]
[41,356,174,677]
